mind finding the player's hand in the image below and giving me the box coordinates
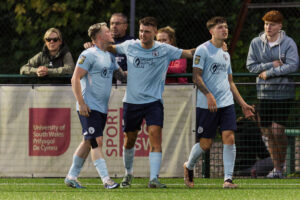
[272,60,283,68]
[36,66,48,77]
[83,42,93,49]
[79,103,91,117]
[206,93,217,112]
[258,71,267,80]
[222,42,228,51]
[242,104,255,120]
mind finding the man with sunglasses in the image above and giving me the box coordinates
[20,27,74,77]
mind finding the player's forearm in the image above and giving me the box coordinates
[193,76,210,95]
[114,68,127,82]
[71,77,85,105]
[230,82,246,107]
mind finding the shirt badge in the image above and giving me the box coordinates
[223,54,228,61]
[78,55,86,64]
[152,51,159,57]
[194,55,201,64]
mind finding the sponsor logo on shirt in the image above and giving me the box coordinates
[210,63,227,74]
[133,57,153,68]
[101,67,113,78]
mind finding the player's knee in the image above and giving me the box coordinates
[90,138,98,149]
[200,140,212,151]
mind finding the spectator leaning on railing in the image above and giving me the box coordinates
[20,27,74,77]
[246,10,299,179]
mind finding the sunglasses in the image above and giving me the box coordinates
[46,37,60,42]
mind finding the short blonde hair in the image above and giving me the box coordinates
[88,22,107,41]
[44,28,62,41]
[157,26,176,46]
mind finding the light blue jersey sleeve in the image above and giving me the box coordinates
[115,40,133,55]
[110,53,120,71]
[166,44,183,61]
[76,51,93,71]
[193,46,207,70]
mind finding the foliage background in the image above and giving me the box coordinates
[0,0,299,78]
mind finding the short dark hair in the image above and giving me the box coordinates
[111,12,128,23]
[139,17,157,28]
[262,10,283,23]
[206,16,227,30]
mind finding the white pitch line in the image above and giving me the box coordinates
[1,183,300,186]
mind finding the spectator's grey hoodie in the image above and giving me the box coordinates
[246,30,299,99]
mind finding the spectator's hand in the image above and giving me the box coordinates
[258,71,267,80]
[242,104,255,120]
[222,42,228,51]
[206,93,217,112]
[79,103,91,117]
[83,42,93,49]
[37,66,48,77]
[272,60,283,68]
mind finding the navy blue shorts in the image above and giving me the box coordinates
[196,104,237,139]
[123,100,164,132]
[78,110,107,140]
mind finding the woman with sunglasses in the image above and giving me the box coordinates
[20,27,74,77]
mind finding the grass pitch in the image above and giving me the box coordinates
[0,178,300,200]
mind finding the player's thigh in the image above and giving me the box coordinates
[219,105,237,132]
[196,107,219,140]
[77,110,107,140]
[144,100,164,128]
[123,102,144,132]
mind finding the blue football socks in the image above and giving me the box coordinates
[186,143,203,169]
[149,152,162,180]
[67,155,85,179]
[94,158,109,183]
[123,147,135,175]
[223,144,236,181]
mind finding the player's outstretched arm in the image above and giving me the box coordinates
[228,74,255,119]
[107,45,117,54]
[193,67,217,112]
[181,48,196,59]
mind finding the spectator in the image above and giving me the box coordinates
[20,27,74,77]
[234,111,274,178]
[156,26,188,83]
[246,10,299,178]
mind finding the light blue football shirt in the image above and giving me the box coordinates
[193,41,234,109]
[76,46,119,113]
[116,39,182,104]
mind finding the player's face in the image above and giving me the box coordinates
[110,16,128,38]
[210,23,228,40]
[264,21,282,38]
[139,24,157,46]
[96,26,115,44]
[45,32,62,53]
[156,32,172,45]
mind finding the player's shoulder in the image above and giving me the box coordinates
[195,41,210,54]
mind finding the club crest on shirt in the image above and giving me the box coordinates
[78,55,86,64]
[223,54,228,61]
[152,51,159,57]
[194,55,201,64]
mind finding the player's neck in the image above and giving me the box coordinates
[95,42,109,51]
[210,38,224,48]
[141,40,154,49]
[266,33,280,42]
